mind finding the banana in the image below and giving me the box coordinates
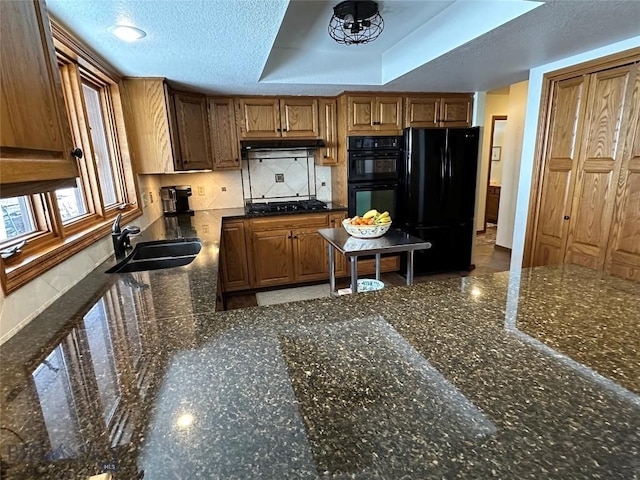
[363,209,378,219]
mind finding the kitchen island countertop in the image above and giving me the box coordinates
[0,208,638,479]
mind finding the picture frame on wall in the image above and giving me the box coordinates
[491,146,501,161]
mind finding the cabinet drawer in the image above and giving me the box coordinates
[250,213,329,231]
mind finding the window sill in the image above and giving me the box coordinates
[1,207,142,295]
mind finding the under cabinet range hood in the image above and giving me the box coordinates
[241,139,325,151]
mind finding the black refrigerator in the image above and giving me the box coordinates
[398,127,480,274]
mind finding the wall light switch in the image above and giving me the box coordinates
[197,185,205,196]
[149,191,154,203]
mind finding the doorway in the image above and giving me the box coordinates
[479,116,508,244]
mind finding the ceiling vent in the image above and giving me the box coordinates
[328,1,384,45]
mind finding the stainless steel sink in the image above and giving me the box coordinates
[106,238,202,273]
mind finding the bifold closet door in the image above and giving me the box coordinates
[532,76,590,266]
[563,64,637,270]
[604,64,640,281]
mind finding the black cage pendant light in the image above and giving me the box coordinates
[328,0,384,45]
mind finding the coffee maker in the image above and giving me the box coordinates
[160,186,194,216]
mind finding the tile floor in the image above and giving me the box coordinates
[225,231,511,310]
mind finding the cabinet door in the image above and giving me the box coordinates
[564,65,635,270]
[376,96,403,132]
[237,98,280,138]
[605,65,640,281]
[533,77,590,266]
[440,97,473,127]
[328,212,348,277]
[293,228,329,282]
[208,97,240,170]
[347,96,375,132]
[405,96,439,128]
[0,0,78,195]
[221,220,251,291]
[318,99,338,166]
[280,98,319,137]
[173,92,212,170]
[251,229,294,287]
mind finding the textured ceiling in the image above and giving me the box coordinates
[46,0,640,95]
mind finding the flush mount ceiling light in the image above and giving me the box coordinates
[109,25,147,42]
[328,0,384,45]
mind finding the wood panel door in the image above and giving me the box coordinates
[376,96,403,132]
[251,229,294,287]
[564,65,635,270]
[208,97,240,170]
[405,96,439,128]
[293,228,329,282]
[317,99,337,166]
[173,92,212,170]
[0,0,79,195]
[280,98,319,137]
[221,220,251,291]
[347,96,375,132]
[532,76,590,266]
[237,98,280,138]
[441,97,473,127]
[604,64,640,280]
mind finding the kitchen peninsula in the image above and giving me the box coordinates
[0,210,638,479]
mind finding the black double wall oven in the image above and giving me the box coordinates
[347,136,402,221]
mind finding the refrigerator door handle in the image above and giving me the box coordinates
[439,147,446,205]
[446,147,453,181]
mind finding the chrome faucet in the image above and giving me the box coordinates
[112,213,141,260]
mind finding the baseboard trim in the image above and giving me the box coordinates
[495,244,512,253]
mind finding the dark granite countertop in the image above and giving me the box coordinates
[0,207,638,479]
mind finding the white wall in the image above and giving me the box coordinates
[475,93,510,231]
[510,35,640,271]
[0,174,164,345]
[496,80,529,249]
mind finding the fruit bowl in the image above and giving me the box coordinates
[342,219,391,239]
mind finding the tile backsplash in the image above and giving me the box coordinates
[242,148,332,203]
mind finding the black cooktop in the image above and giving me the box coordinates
[246,199,328,215]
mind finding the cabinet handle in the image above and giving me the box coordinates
[564,215,570,220]
[292,235,298,239]
[277,128,281,132]
[71,147,83,159]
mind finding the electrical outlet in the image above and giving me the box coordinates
[142,192,148,208]
[197,185,205,196]
[221,186,227,192]
[203,225,210,234]
[149,191,154,203]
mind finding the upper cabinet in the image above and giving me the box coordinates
[317,99,338,166]
[208,97,240,170]
[346,95,403,133]
[173,92,212,170]
[0,0,80,198]
[236,97,319,139]
[122,79,214,173]
[405,94,473,128]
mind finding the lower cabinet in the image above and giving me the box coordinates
[220,219,252,291]
[219,211,400,293]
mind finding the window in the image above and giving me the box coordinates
[1,197,36,241]
[1,24,141,294]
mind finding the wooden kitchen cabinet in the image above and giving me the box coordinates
[0,0,80,198]
[293,227,330,282]
[208,97,240,170]
[220,219,252,291]
[346,95,403,133]
[317,99,338,166]
[404,94,473,128]
[236,97,319,139]
[173,91,212,170]
[328,212,348,276]
[251,228,295,287]
[485,185,501,224]
[122,79,213,173]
